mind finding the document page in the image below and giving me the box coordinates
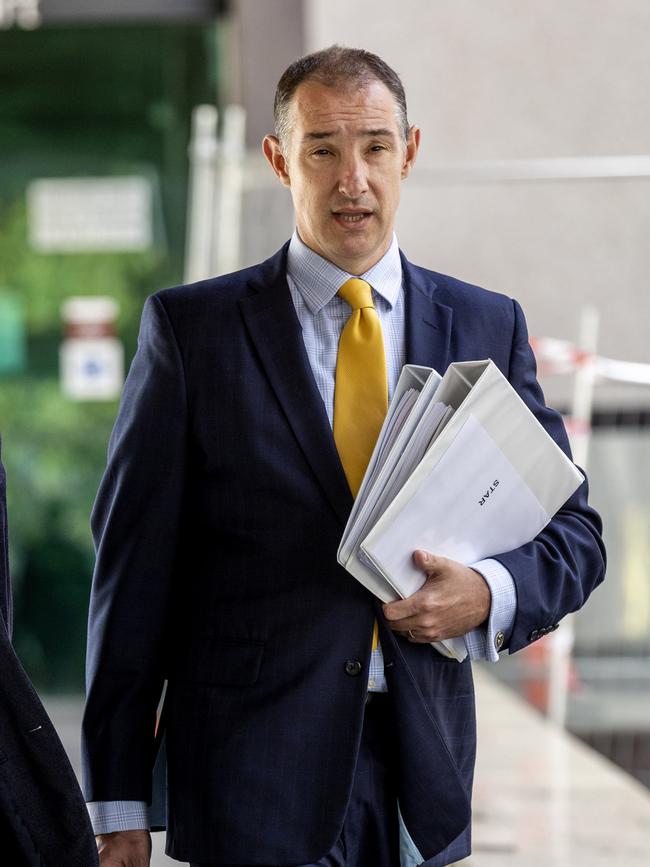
[342,400,450,559]
[362,413,551,599]
[363,388,419,494]
[369,402,452,524]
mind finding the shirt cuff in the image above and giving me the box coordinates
[464,558,517,662]
[87,800,150,835]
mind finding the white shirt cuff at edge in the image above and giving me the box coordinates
[87,800,150,835]
[464,557,517,663]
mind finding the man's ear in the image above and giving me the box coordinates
[263,135,291,187]
[401,125,421,180]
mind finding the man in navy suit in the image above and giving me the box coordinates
[83,47,605,867]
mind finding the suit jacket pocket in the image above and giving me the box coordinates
[175,636,265,686]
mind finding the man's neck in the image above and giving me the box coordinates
[293,232,396,278]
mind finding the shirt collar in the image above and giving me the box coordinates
[287,231,402,314]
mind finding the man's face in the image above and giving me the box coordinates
[264,79,420,275]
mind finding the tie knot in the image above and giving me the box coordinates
[338,278,374,311]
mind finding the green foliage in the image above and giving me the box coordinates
[0,198,169,342]
[1,379,115,691]
[0,19,216,691]
[0,199,176,691]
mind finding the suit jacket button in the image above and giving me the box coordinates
[345,659,362,677]
[494,631,505,651]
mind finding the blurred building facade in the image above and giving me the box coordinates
[0,0,227,688]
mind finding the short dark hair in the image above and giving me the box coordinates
[273,45,410,147]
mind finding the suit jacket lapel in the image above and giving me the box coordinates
[239,246,353,525]
[401,252,453,375]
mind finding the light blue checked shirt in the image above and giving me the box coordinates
[87,232,516,835]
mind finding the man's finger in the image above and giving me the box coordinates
[412,549,447,576]
[382,594,420,622]
[383,551,442,622]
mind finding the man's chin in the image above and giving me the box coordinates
[328,236,389,273]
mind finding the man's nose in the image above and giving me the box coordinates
[338,155,368,199]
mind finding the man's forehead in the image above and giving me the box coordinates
[290,79,400,131]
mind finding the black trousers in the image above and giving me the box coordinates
[191,693,401,867]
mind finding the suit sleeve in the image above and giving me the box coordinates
[82,294,188,802]
[494,299,606,653]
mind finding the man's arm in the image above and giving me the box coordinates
[82,294,188,816]
[383,298,605,649]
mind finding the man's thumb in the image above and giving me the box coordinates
[413,549,440,573]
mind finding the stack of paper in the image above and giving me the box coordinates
[338,359,584,661]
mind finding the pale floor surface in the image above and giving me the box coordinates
[46,669,650,866]
[457,668,650,866]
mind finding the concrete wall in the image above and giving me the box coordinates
[299,0,650,408]
[234,0,305,148]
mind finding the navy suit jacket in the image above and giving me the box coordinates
[82,245,605,865]
[0,445,98,866]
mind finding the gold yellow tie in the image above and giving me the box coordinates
[333,278,388,652]
[333,278,388,497]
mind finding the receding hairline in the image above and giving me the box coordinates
[278,77,409,148]
[273,45,411,147]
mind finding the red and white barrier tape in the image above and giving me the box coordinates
[530,337,650,385]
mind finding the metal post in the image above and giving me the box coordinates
[570,306,600,469]
[184,105,219,284]
[547,306,600,726]
[212,104,246,277]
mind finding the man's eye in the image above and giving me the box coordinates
[312,148,331,156]
[370,145,387,152]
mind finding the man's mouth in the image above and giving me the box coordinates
[332,210,372,225]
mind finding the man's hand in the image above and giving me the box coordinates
[382,550,491,642]
[96,830,151,866]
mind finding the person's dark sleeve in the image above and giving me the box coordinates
[82,294,188,801]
